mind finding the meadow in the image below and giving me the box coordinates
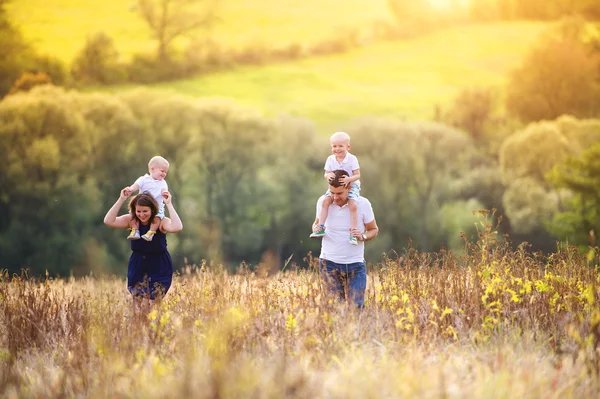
[4,4,598,397]
[7,1,549,129]
[104,21,548,131]
[6,0,392,64]
[2,223,600,398]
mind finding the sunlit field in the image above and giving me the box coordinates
[5,2,599,397]
[102,21,548,131]
[6,0,392,64]
[2,227,600,398]
[7,0,549,130]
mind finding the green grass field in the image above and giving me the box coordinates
[7,1,549,130]
[114,21,548,131]
[7,0,392,63]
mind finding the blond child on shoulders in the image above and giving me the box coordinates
[124,156,170,242]
[310,132,361,245]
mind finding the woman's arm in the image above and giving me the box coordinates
[125,182,140,196]
[104,188,133,228]
[160,191,183,233]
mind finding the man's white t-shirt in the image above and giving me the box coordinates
[324,152,361,188]
[316,195,374,264]
[135,174,168,216]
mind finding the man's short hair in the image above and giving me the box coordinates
[329,170,349,188]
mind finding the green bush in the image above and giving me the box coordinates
[126,53,188,83]
[506,19,600,123]
[71,32,126,85]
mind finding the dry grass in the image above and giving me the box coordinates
[1,225,600,397]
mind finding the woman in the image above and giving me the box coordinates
[104,188,183,304]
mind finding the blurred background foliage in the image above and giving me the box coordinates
[2,0,600,275]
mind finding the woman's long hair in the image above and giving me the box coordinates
[129,193,158,225]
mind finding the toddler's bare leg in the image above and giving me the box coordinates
[319,196,333,224]
[141,217,161,241]
[310,196,333,238]
[349,199,358,230]
[150,216,160,232]
[127,216,141,240]
[348,199,359,245]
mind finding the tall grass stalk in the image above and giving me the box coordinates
[1,233,599,397]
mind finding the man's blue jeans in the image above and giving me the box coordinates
[319,259,366,307]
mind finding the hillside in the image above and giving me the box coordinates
[7,1,549,130]
[7,0,392,63]
[108,21,548,131]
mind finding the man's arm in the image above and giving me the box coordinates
[350,218,378,242]
[361,218,379,241]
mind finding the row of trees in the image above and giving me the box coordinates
[2,85,600,276]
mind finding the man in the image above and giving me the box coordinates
[312,169,379,307]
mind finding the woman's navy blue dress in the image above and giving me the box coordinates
[128,223,173,300]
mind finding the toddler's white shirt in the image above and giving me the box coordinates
[324,152,361,187]
[135,174,168,213]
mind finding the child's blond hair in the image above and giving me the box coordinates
[330,131,351,143]
[148,156,169,170]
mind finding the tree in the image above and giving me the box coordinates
[349,119,475,253]
[548,143,600,247]
[498,116,600,237]
[259,116,322,266]
[444,88,495,144]
[506,19,600,123]
[192,101,276,265]
[71,32,124,84]
[499,120,571,236]
[0,86,95,275]
[0,0,34,97]
[137,0,218,63]
[0,85,147,275]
